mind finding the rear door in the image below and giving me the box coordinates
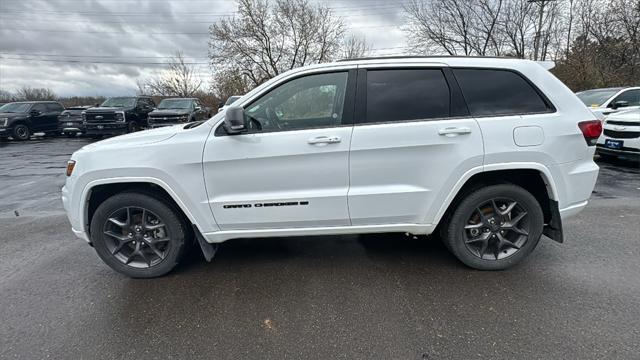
[348,65,484,226]
[203,69,357,230]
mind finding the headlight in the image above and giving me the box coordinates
[115,112,125,122]
[0,118,7,127]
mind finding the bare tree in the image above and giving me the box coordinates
[142,51,203,97]
[404,0,506,56]
[341,35,372,59]
[15,87,57,101]
[209,0,346,87]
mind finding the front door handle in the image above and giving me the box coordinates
[438,127,472,137]
[308,136,341,145]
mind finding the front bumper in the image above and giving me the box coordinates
[0,127,8,138]
[84,122,128,135]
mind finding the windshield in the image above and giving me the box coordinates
[158,99,192,109]
[0,103,31,113]
[225,96,241,106]
[101,97,136,108]
[576,89,621,107]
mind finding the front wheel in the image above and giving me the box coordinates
[444,184,544,270]
[90,192,189,278]
[12,124,31,141]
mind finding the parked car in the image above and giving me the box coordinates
[0,101,65,140]
[83,96,155,138]
[63,57,601,278]
[217,95,242,113]
[59,106,92,137]
[576,87,640,120]
[596,108,640,161]
[148,98,210,128]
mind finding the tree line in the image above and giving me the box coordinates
[2,0,637,105]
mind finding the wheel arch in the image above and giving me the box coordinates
[434,164,563,242]
[82,179,198,237]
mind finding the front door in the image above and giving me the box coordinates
[348,66,485,226]
[203,70,356,230]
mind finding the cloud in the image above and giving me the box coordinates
[0,0,406,97]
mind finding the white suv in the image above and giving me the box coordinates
[62,57,602,278]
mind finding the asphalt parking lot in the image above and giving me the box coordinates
[0,137,639,359]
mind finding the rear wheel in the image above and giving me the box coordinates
[12,124,31,141]
[90,192,189,278]
[444,184,544,270]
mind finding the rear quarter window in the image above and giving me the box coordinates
[452,68,551,116]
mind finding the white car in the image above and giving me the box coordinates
[576,87,640,120]
[596,108,640,161]
[62,57,601,278]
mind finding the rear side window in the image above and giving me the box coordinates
[453,68,551,116]
[364,69,450,123]
[46,103,64,112]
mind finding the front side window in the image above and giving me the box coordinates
[610,89,640,107]
[453,68,551,116]
[32,104,47,113]
[364,69,450,123]
[245,72,348,132]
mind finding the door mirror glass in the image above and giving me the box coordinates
[223,106,247,134]
[30,110,41,116]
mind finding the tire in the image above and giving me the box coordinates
[90,192,189,278]
[444,184,544,270]
[12,124,31,141]
[127,121,139,133]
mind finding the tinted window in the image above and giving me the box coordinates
[32,104,47,113]
[611,89,640,107]
[46,103,64,112]
[245,72,348,132]
[453,69,550,116]
[365,69,449,123]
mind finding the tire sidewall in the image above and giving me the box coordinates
[446,184,544,270]
[90,192,187,278]
[13,124,30,141]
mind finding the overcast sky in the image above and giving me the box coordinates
[0,0,408,97]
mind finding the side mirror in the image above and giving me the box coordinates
[30,110,41,116]
[611,100,629,110]
[223,106,247,134]
[195,106,202,111]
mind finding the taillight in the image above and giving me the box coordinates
[578,120,602,146]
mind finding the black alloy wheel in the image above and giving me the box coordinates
[445,184,544,270]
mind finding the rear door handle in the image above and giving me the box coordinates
[308,136,341,145]
[438,127,472,136]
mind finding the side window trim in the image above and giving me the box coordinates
[451,67,557,117]
[354,67,462,125]
[215,69,357,137]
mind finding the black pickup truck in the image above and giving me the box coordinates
[0,101,65,140]
[83,96,155,137]
[147,98,210,128]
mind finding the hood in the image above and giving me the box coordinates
[149,109,191,116]
[79,125,181,151]
[85,106,133,112]
[0,112,28,119]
